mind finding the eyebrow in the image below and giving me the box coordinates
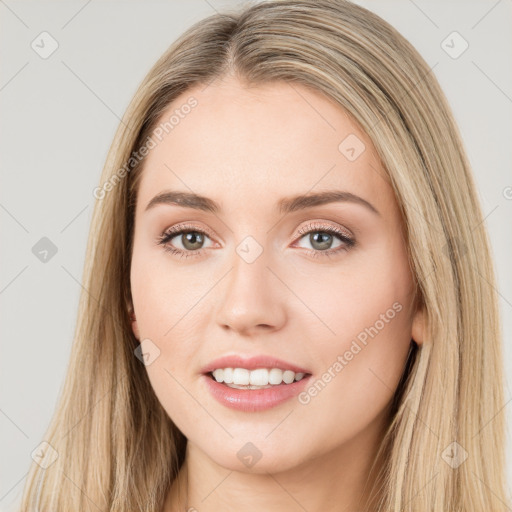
[144,189,380,216]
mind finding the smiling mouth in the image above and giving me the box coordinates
[207,368,311,389]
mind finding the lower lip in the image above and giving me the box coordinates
[202,374,311,412]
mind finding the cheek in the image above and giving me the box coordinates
[291,296,412,454]
[130,240,211,343]
[296,309,412,446]
[130,254,206,434]
[130,236,234,410]
[143,355,206,435]
[290,230,413,357]
[290,235,413,422]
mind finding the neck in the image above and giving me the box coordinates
[163,414,388,512]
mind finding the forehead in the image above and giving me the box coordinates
[136,77,394,215]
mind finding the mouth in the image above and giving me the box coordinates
[206,368,311,389]
[200,355,313,412]
[202,368,312,412]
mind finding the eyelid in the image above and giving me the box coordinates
[159,222,219,244]
[160,219,353,241]
[295,220,353,240]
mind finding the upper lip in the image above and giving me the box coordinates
[201,354,311,375]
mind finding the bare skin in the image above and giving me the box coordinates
[129,75,424,512]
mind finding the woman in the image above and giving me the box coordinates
[19,0,509,510]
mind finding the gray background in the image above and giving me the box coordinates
[1,1,511,510]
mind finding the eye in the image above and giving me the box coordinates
[293,222,355,258]
[156,223,215,259]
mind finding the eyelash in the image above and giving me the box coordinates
[156,222,355,260]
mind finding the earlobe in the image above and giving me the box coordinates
[130,310,140,340]
[411,306,425,346]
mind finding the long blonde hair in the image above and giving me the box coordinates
[19,1,509,510]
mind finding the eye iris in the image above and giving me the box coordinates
[310,232,333,250]
[182,231,204,250]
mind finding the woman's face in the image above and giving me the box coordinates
[130,76,423,472]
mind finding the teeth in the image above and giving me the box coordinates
[222,367,234,384]
[233,368,249,385]
[211,368,307,387]
[269,368,283,385]
[249,368,268,386]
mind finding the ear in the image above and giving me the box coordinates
[129,309,140,340]
[411,305,425,346]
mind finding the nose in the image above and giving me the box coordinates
[216,243,287,336]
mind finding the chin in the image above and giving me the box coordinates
[202,442,308,475]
